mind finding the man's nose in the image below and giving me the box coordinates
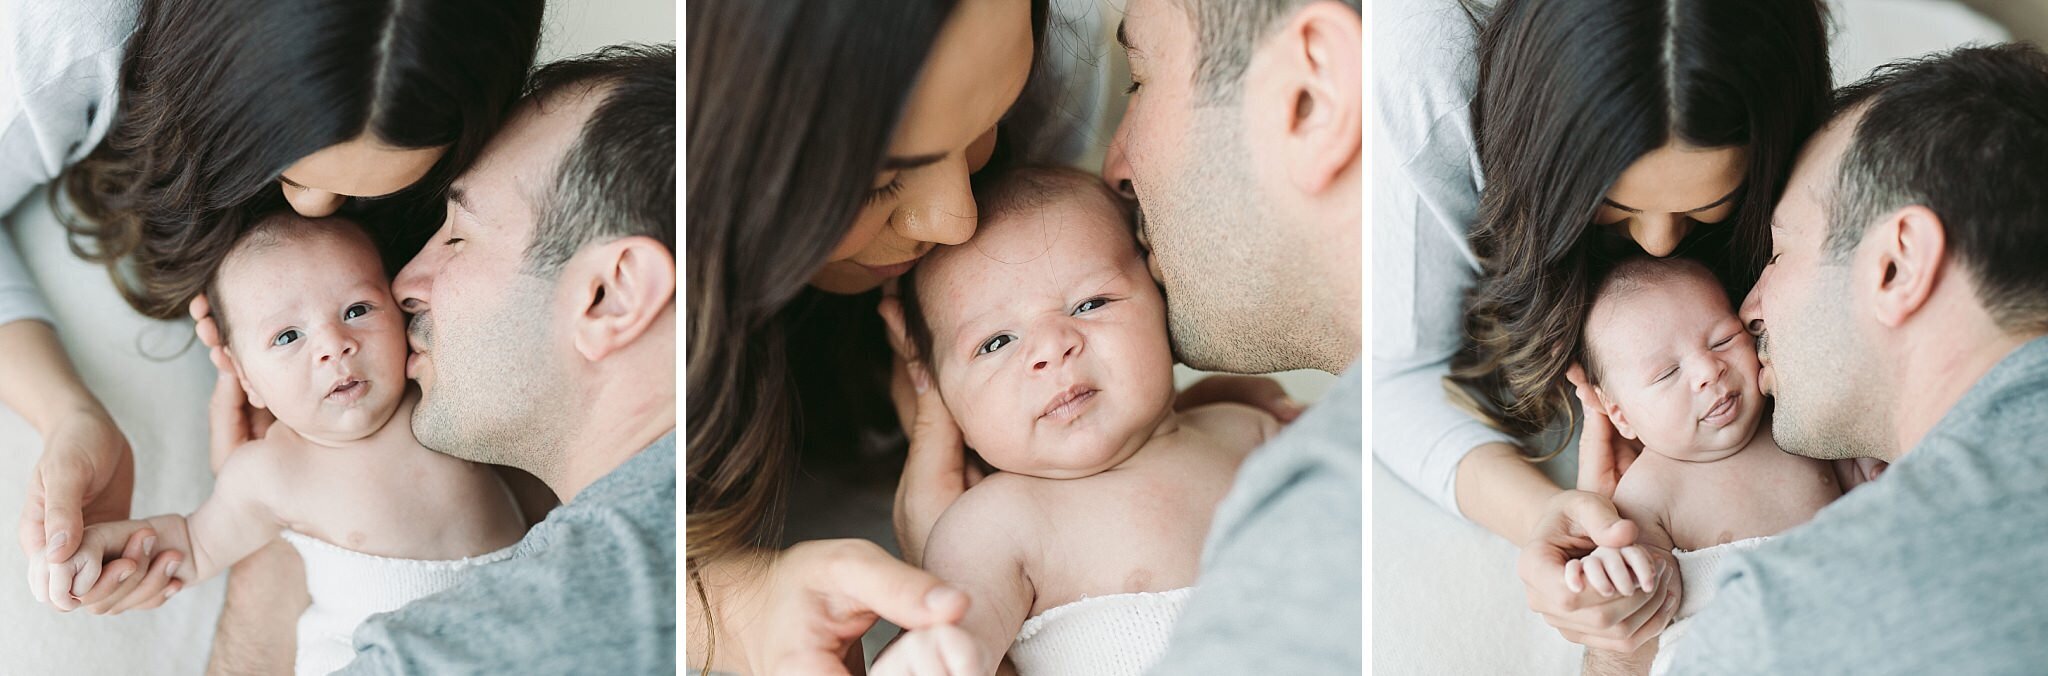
[1740,276,1767,336]
[1102,123,1137,201]
[393,250,434,314]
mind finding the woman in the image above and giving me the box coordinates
[5,0,543,613]
[1372,0,1829,652]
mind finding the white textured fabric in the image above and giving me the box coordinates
[281,530,516,676]
[1648,536,1774,676]
[1009,587,1190,676]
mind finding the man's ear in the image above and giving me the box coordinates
[1596,387,1638,441]
[1255,1,1361,196]
[567,236,677,363]
[1866,205,1946,328]
[227,346,266,411]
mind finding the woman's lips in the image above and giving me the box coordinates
[1041,385,1099,423]
[1700,392,1740,427]
[858,258,919,279]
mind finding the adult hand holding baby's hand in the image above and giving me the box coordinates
[879,294,977,568]
[1567,363,1643,498]
[1517,490,1680,653]
[16,404,134,594]
[31,522,169,614]
[1173,374,1306,423]
[870,624,984,676]
[192,294,275,473]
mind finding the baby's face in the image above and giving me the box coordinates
[1588,269,1763,457]
[918,196,1176,479]
[220,226,407,444]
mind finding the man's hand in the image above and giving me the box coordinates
[869,624,983,676]
[719,540,971,675]
[1173,374,1306,422]
[1518,490,1680,652]
[1567,364,1642,497]
[18,406,135,580]
[879,296,977,568]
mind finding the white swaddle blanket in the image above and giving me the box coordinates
[1650,536,1774,676]
[280,530,517,675]
[1008,587,1191,676]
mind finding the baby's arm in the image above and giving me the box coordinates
[1575,471,1679,676]
[872,482,1037,676]
[45,439,289,609]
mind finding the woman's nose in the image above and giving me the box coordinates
[285,184,346,218]
[895,164,976,247]
[1631,213,1692,257]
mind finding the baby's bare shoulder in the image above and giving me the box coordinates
[1176,402,1281,458]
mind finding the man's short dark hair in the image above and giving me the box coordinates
[1176,0,1360,104]
[1826,43,2048,332]
[522,43,676,275]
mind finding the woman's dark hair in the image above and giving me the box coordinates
[59,0,544,320]
[1446,0,1830,448]
[686,0,1047,585]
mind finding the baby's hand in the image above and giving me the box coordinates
[36,522,154,612]
[1562,545,1657,598]
[871,624,985,676]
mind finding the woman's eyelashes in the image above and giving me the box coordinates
[865,176,905,206]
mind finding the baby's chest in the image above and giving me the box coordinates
[1663,458,1839,549]
[1024,474,1222,614]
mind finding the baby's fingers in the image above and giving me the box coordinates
[77,558,141,612]
[1563,558,1586,594]
[47,554,100,611]
[1621,546,1657,593]
[1581,556,1617,597]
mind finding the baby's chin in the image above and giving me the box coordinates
[282,387,403,444]
[979,432,1141,480]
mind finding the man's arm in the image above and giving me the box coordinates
[206,538,307,676]
[1583,639,1658,676]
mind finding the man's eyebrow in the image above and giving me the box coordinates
[1604,185,1742,215]
[447,185,474,213]
[1116,20,1130,50]
[883,153,947,171]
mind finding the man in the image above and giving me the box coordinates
[216,45,679,674]
[1101,0,1362,672]
[1659,44,2048,672]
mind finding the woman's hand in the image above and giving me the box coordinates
[705,540,971,675]
[1173,374,1307,423]
[1516,490,1680,652]
[16,405,134,573]
[878,296,978,568]
[191,295,273,471]
[1566,363,1642,497]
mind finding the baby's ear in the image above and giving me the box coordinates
[227,348,267,410]
[1595,386,1637,441]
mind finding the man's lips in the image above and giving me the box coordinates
[1041,384,1099,423]
[1700,391,1739,426]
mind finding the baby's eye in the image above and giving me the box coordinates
[1653,366,1678,383]
[1711,335,1734,350]
[976,334,1015,356]
[272,329,302,347]
[1073,297,1111,315]
[344,303,372,320]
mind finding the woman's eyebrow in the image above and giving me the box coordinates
[1604,185,1742,214]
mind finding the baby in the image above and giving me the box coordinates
[872,167,1279,675]
[33,214,527,676]
[1568,256,1842,675]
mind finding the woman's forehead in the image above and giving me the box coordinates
[890,0,1034,159]
[1606,142,1748,213]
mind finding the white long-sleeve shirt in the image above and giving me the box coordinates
[1369,0,1515,517]
[0,0,134,330]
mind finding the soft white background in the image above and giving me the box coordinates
[1370,1,2015,674]
[0,2,674,674]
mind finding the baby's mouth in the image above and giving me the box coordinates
[327,378,368,403]
[1700,391,1740,426]
[1041,385,1099,423]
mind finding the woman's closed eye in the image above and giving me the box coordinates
[976,333,1015,356]
[865,176,905,207]
[272,328,303,347]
